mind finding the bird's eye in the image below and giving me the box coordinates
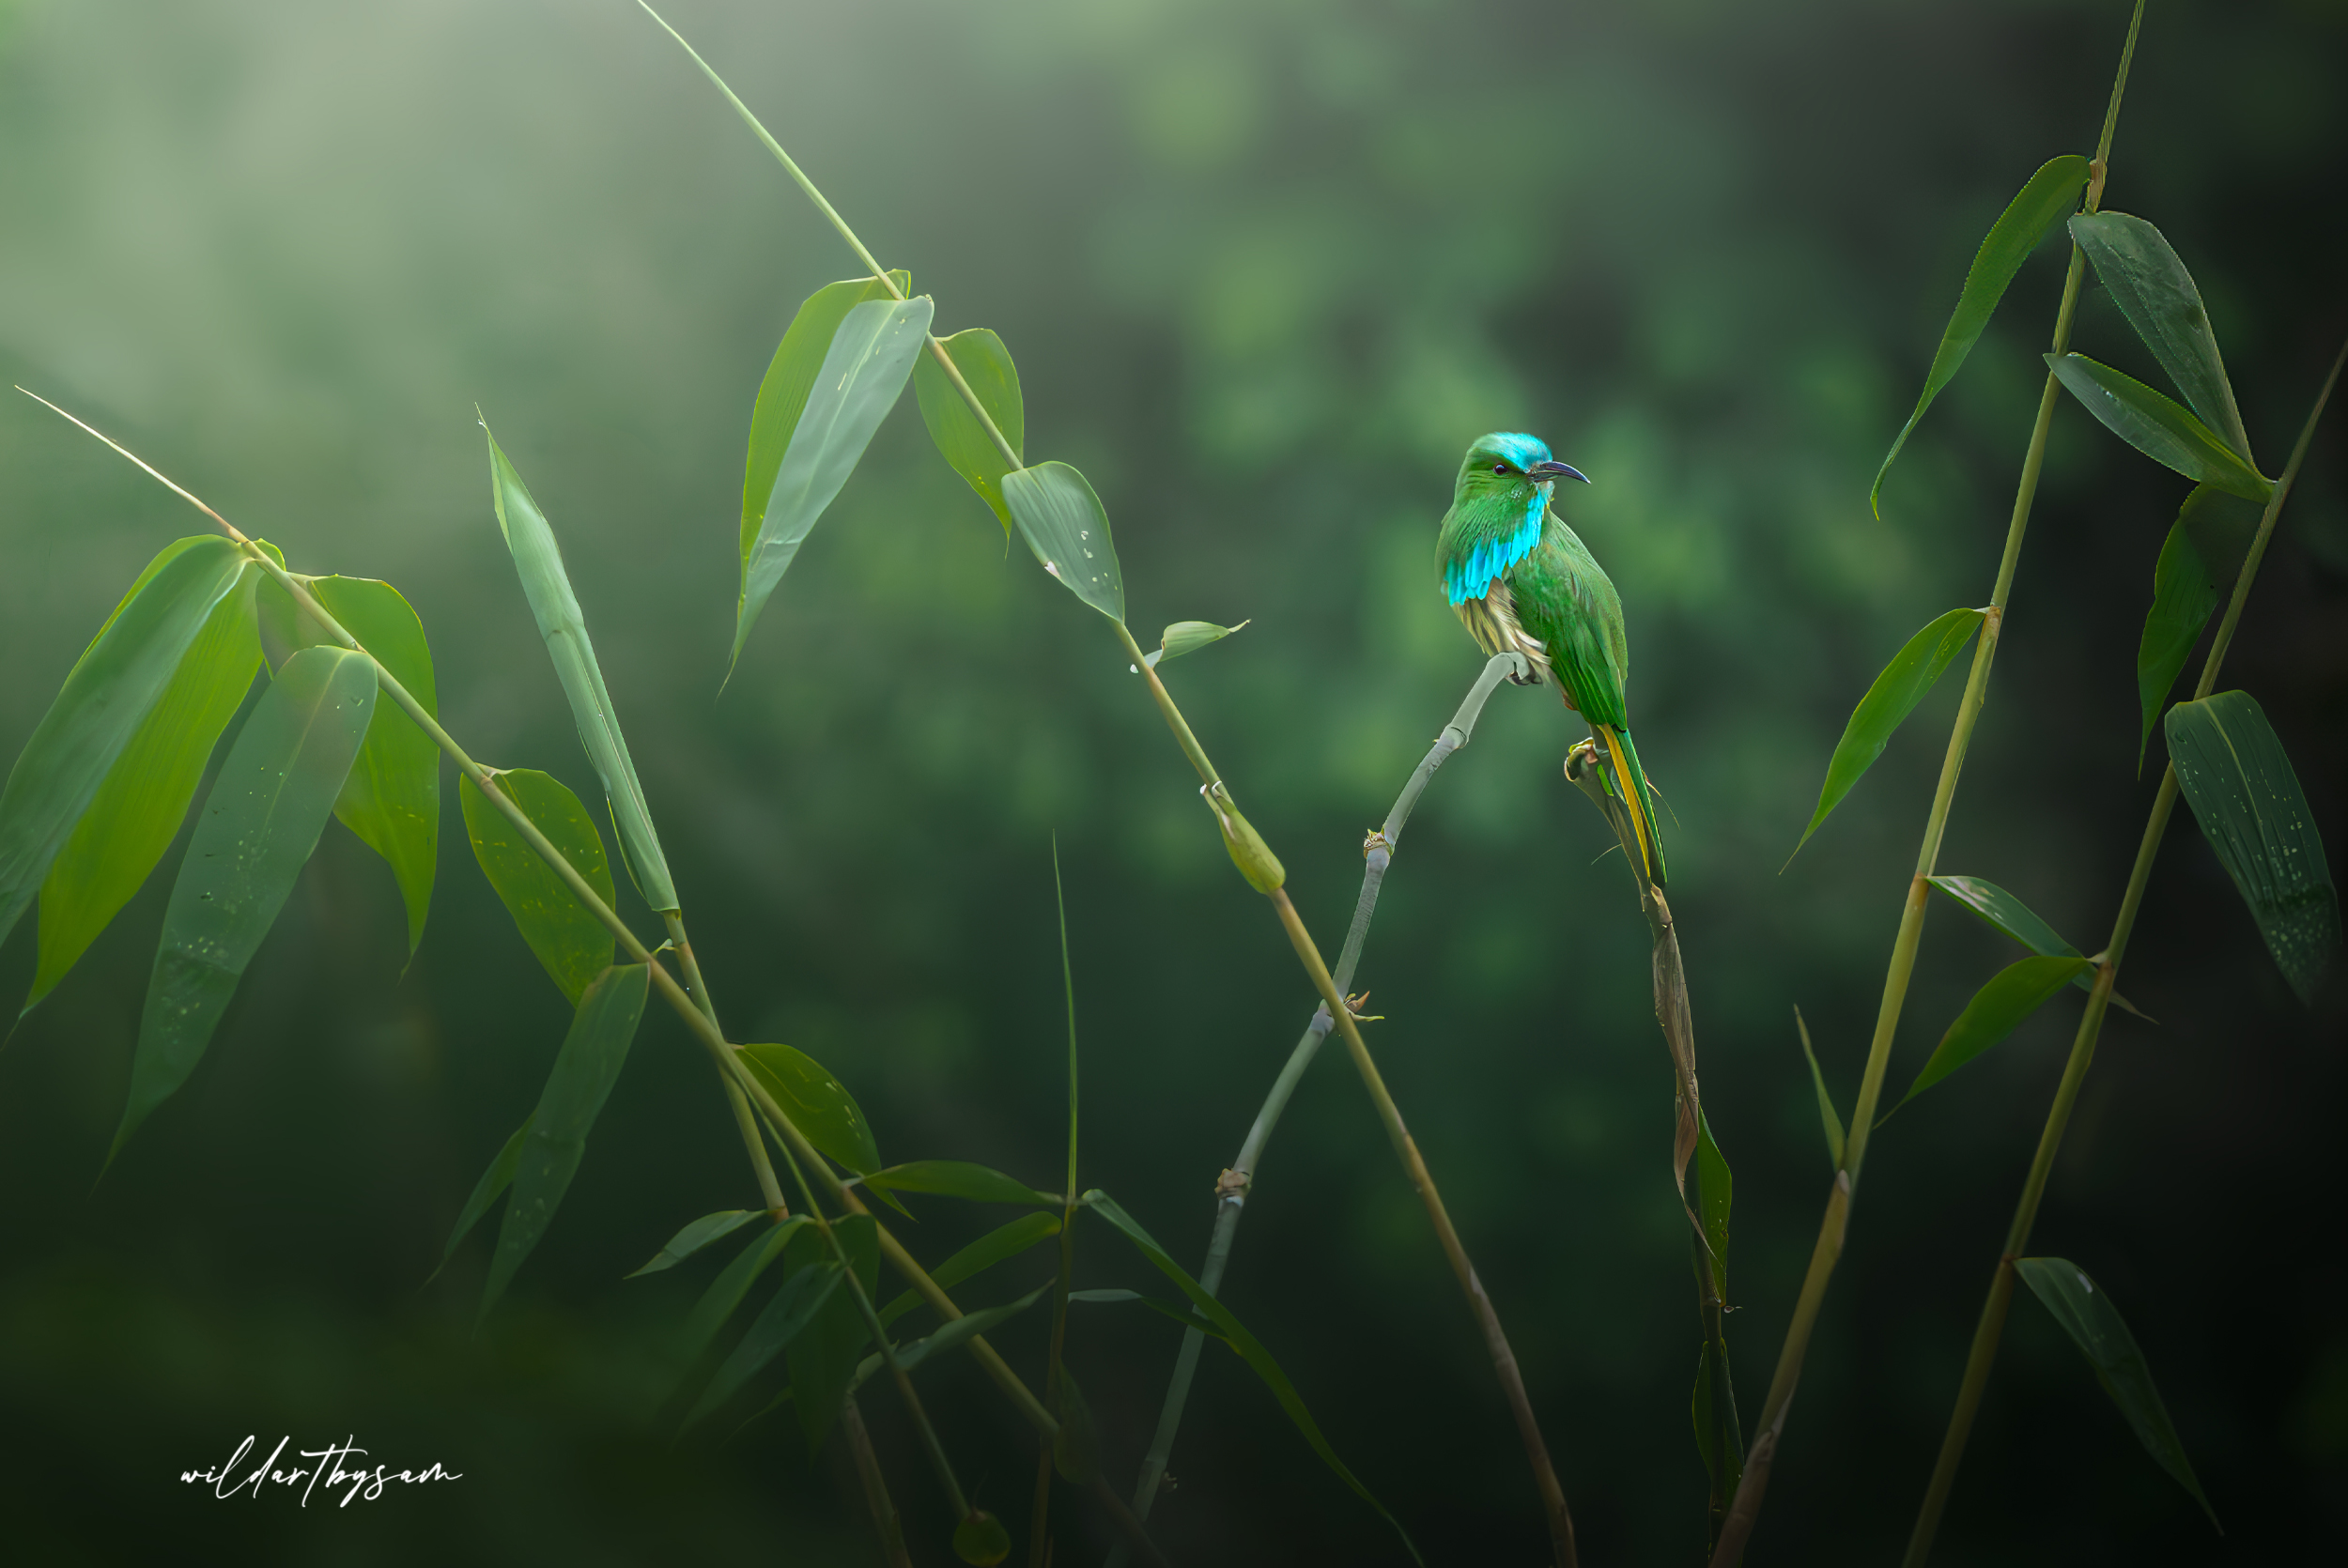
[1491,462,1509,474]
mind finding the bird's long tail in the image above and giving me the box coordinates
[1596,722,1666,887]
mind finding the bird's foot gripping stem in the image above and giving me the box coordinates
[1563,738,1600,784]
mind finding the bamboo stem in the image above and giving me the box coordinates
[1901,333,2344,1566]
[1707,10,2144,1560]
[842,1396,914,1568]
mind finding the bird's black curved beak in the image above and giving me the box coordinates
[1528,460,1590,484]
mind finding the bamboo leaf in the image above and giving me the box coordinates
[481,422,677,912]
[913,326,1025,531]
[432,1116,533,1282]
[741,1042,882,1176]
[1052,1366,1102,1483]
[1143,619,1249,669]
[2070,211,2252,461]
[1871,155,2090,517]
[261,575,440,957]
[2015,1257,2221,1530]
[1002,463,1126,624]
[1790,607,1984,860]
[733,294,937,671]
[742,273,911,559]
[2047,354,2272,502]
[1695,1110,1731,1300]
[681,1258,844,1432]
[2165,691,2340,1004]
[1888,955,2092,1116]
[1793,1008,1845,1169]
[1691,1339,1743,1523]
[478,962,652,1324]
[28,562,263,1013]
[2135,486,2260,770]
[782,1214,879,1456]
[458,770,617,1005]
[675,1217,809,1373]
[627,1209,760,1279]
[0,535,252,959]
[1085,1189,1422,1564]
[877,1212,1060,1330]
[889,1283,1051,1378]
[856,1161,1059,1207]
[1926,874,2146,1019]
[108,646,377,1164]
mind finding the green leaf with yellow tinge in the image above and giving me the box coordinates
[741,1042,882,1176]
[914,326,1024,531]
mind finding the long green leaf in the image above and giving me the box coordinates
[432,1116,533,1282]
[1793,1007,1846,1169]
[28,565,263,1013]
[1887,954,2092,1116]
[1790,607,1984,859]
[674,1217,809,1373]
[482,422,677,912]
[732,294,936,671]
[857,1160,1059,1207]
[877,1211,1060,1329]
[782,1214,879,1456]
[2070,211,2251,461]
[1926,874,2145,1018]
[260,575,440,957]
[1085,1189,1422,1564]
[1691,1339,1742,1529]
[1695,1110,1731,1300]
[2165,691,2340,1005]
[2015,1257,2220,1530]
[1871,154,2090,517]
[913,326,1025,531]
[0,535,251,957]
[2047,353,2271,502]
[108,645,377,1163]
[740,1042,881,1175]
[889,1283,1051,1378]
[628,1210,760,1279]
[2135,486,2260,770]
[682,1259,844,1432]
[1003,463,1127,624]
[458,770,617,1005]
[742,273,911,561]
[478,962,652,1324]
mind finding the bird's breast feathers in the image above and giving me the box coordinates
[1443,491,1549,606]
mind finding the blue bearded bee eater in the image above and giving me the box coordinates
[1437,431,1666,886]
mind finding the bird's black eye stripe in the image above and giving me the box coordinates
[1491,462,1509,474]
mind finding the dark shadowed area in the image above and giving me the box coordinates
[1,1,2341,1563]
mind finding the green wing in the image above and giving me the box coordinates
[1507,512,1631,726]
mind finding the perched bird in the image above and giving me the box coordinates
[1436,431,1665,886]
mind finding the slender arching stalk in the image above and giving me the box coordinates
[1707,8,2145,1562]
[1900,334,2346,1566]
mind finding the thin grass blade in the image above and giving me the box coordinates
[628,1210,760,1279]
[108,645,376,1164]
[1870,154,2090,516]
[2047,354,2271,501]
[1887,954,2093,1117]
[459,770,617,1005]
[1793,1007,1846,1168]
[1789,607,1984,860]
[1003,463,1126,623]
[2070,211,2251,460]
[913,327,1024,531]
[2165,691,2340,1004]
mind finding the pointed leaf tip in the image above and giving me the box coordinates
[1002,463,1126,624]
[1789,607,1984,862]
[915,327,1025,531]
[2047,353,2271,502]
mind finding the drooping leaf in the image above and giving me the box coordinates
[682,1258,845,1432]
[2135,486,2261,771]
[482,422,678,912]
[1695,1111,1732,1300]
[1067,1288,1223,1335]
[1790,607,1984,860]
[1793,1007,1846,1169]
[913,326,1025,531]
[2015,1257,2220,1530]
[1871,154,2090,517]
[1888,955,2093,1116]
[28,565,262,1012]
[1085,1190,1422,1563]
[1143,619,1250,669]
[478,962,652,1324]
[108,645,377,1164]
[1002,463,1126,623]
[732,294,937,670]
[432,1116,533,1283]
[0,535,251,957]
[2165,691,2340,1005]
[782,1214,879,1457]
[742,273,911,558]
[2047,354,2271,502]
[740,1042,882,1176]
[2070,211,2252,461]
[1926,874,2145,1018]
[877,1211,1061,1329]
[628,1209,760,1279]
[674,1217,809,1373]
[888,1283,1051,1379]
[857,1161,1058,1208]
[459,770,617,1005]
[260,575,440,957]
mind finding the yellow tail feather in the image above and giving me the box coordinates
[1599,725,1658,885]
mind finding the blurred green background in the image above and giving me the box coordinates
[1,0,2342,1562]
